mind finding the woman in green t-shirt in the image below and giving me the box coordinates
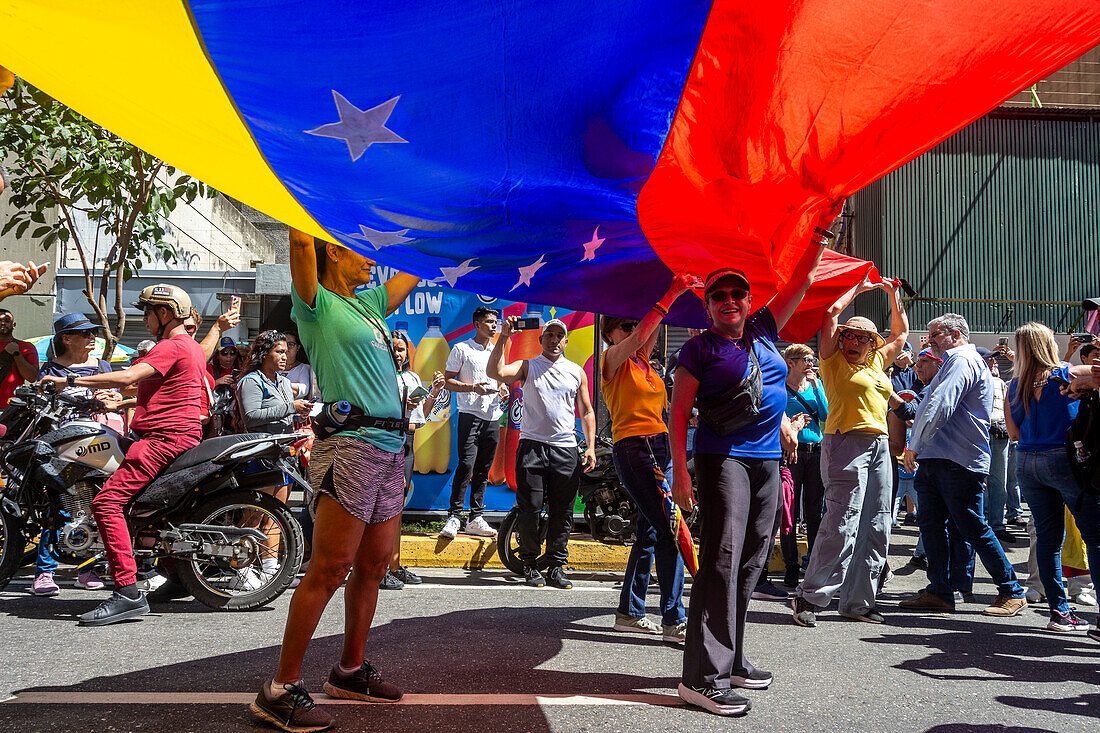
[251,228,420,732]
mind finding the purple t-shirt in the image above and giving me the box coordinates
[676,307,788,459]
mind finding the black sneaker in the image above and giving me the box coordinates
[1008,516,1028,528]
[1047,610,1089,633]
[251,681,333,733]
[546,566,572,589]
[751,581,788,601]
[730,668,773,689]
[839,608,885,624]
[378,572,404,590]
[1088,626,1100,643]
[783,568,800,588]
[77,591,149,627]
[524,566,545,587]
[323,662,403,703]
[393,566,422,585]
[791,596,816,627]
[677,683,751,716]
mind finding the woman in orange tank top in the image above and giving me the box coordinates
[601,272,696,642]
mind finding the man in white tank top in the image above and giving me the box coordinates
[488,316,596,589]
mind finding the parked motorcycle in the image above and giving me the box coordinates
[0,384,306,610]
[496,434,637,574]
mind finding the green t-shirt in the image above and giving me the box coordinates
[291,283,403,454]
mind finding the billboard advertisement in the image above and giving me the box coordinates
[370,265,596,513]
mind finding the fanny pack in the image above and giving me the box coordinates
[311,402,408,440]
[695,341,763,437]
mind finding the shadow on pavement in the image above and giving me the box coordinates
[995,691,1100,720]
[4,605,679,732]
[923,726,1061,733]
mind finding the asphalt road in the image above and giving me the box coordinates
[1,523,1097,733]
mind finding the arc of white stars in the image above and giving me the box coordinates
[434,259,480,287]
[510,255,547,292]
[304,90,408,161]
[581,226,606,261]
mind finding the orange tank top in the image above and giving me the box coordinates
[601,350,668,444]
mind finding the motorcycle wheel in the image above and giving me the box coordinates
[0,510,24,592]
[176,490,303,611]
[496,507,547,576]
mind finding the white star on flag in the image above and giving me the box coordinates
[435,259,480,287]
[349,225,413,249]
[510,255,547,292]
[581,226,605,261]
[304,91,408,161]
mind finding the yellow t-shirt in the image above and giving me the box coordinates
[820,349,892,435]
[601,351,667,443]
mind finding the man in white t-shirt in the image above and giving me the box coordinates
[440,306,505,539]
[488,316,596,589]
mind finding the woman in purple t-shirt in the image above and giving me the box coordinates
[669,221,834,717]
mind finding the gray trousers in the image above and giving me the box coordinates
[682,455,779,689]
[796,432,893,615]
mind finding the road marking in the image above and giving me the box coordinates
[5,692,683,707]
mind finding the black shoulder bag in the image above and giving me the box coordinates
[786,383,821,425]
[695,337,763,437]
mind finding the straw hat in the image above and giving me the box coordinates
[839,316,885,349]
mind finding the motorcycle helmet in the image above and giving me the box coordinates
[133,284,191,320]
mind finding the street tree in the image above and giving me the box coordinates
[0,77,210,355]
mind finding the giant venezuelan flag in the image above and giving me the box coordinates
[2,2,1097,340]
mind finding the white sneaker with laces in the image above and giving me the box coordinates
[612,612,661,635]
[227,568,264,592]
[465,516,497,537]
[137,574,167,593]
[439,516,461,539]
[1073,587,1098,607]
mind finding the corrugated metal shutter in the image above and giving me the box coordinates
[852,110,1100,334]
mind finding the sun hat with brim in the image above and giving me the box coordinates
[838,317,885,349]
[52,313,100,336]
[703,268,751,297]
[542,318,568,336]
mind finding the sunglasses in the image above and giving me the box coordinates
[708,288,749,303]
[619,322,638,334]
[840,331,873,345]
[219,347,237,355]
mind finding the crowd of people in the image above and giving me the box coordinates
[3,233,1100,730]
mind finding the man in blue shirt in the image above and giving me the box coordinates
[899,314,1026,617]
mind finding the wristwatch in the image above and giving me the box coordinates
[67,374,77,387]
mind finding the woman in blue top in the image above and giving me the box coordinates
[1006,322,1099,635]
[669,220,832,718]
[782,343,828,586]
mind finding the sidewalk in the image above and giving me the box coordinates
[399,532,808,572]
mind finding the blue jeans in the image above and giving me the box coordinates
[1017,448,1100,615]
[1006,441,1023,520]
[612,434,686,627]
[36,528,59,575]
[894,477,917,522]
[983,437,1011,531]
[915,458,1023,601]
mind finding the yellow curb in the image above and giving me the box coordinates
[400,534,808,572]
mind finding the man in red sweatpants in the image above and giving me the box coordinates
[41,284,206,626]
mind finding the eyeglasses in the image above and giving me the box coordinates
[285,341,299,349]
[708,289,749,303]
[793,356,817,366]
[619,322,638,334]
[840,331,873,345]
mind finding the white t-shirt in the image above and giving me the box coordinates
[520,354,582,447]
[282,362,319,401]
[397,370,428,426]
[445,338,503,421]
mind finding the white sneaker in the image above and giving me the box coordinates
[439,516,461,539]
[613,612,662,635]
[227,568,264,591]
[137,574,167,593]
[466,516,497,537]
[1073,588,1098,607]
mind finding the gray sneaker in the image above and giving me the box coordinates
[662,621,687,643]
[612,613,661,635]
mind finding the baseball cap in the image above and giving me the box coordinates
[975,346,994,359]
[218,336,237,350]
[703,268,751,297]
[542,318,568,336]
[918,348,943,363]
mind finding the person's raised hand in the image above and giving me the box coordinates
[3,341,18,355]
[217,303,241,331]
[501,315,519,338]
[431,371,446,394]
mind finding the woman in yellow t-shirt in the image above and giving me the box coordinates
[791,273,908,628]
[601,272,695,642]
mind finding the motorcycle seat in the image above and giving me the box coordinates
[163,433,271,474]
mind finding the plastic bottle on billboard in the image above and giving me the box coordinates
[501,307,544,488]
[413,316,451,474]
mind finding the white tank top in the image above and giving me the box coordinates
[520,354,583,447]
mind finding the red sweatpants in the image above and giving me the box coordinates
[92,432,199,587]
